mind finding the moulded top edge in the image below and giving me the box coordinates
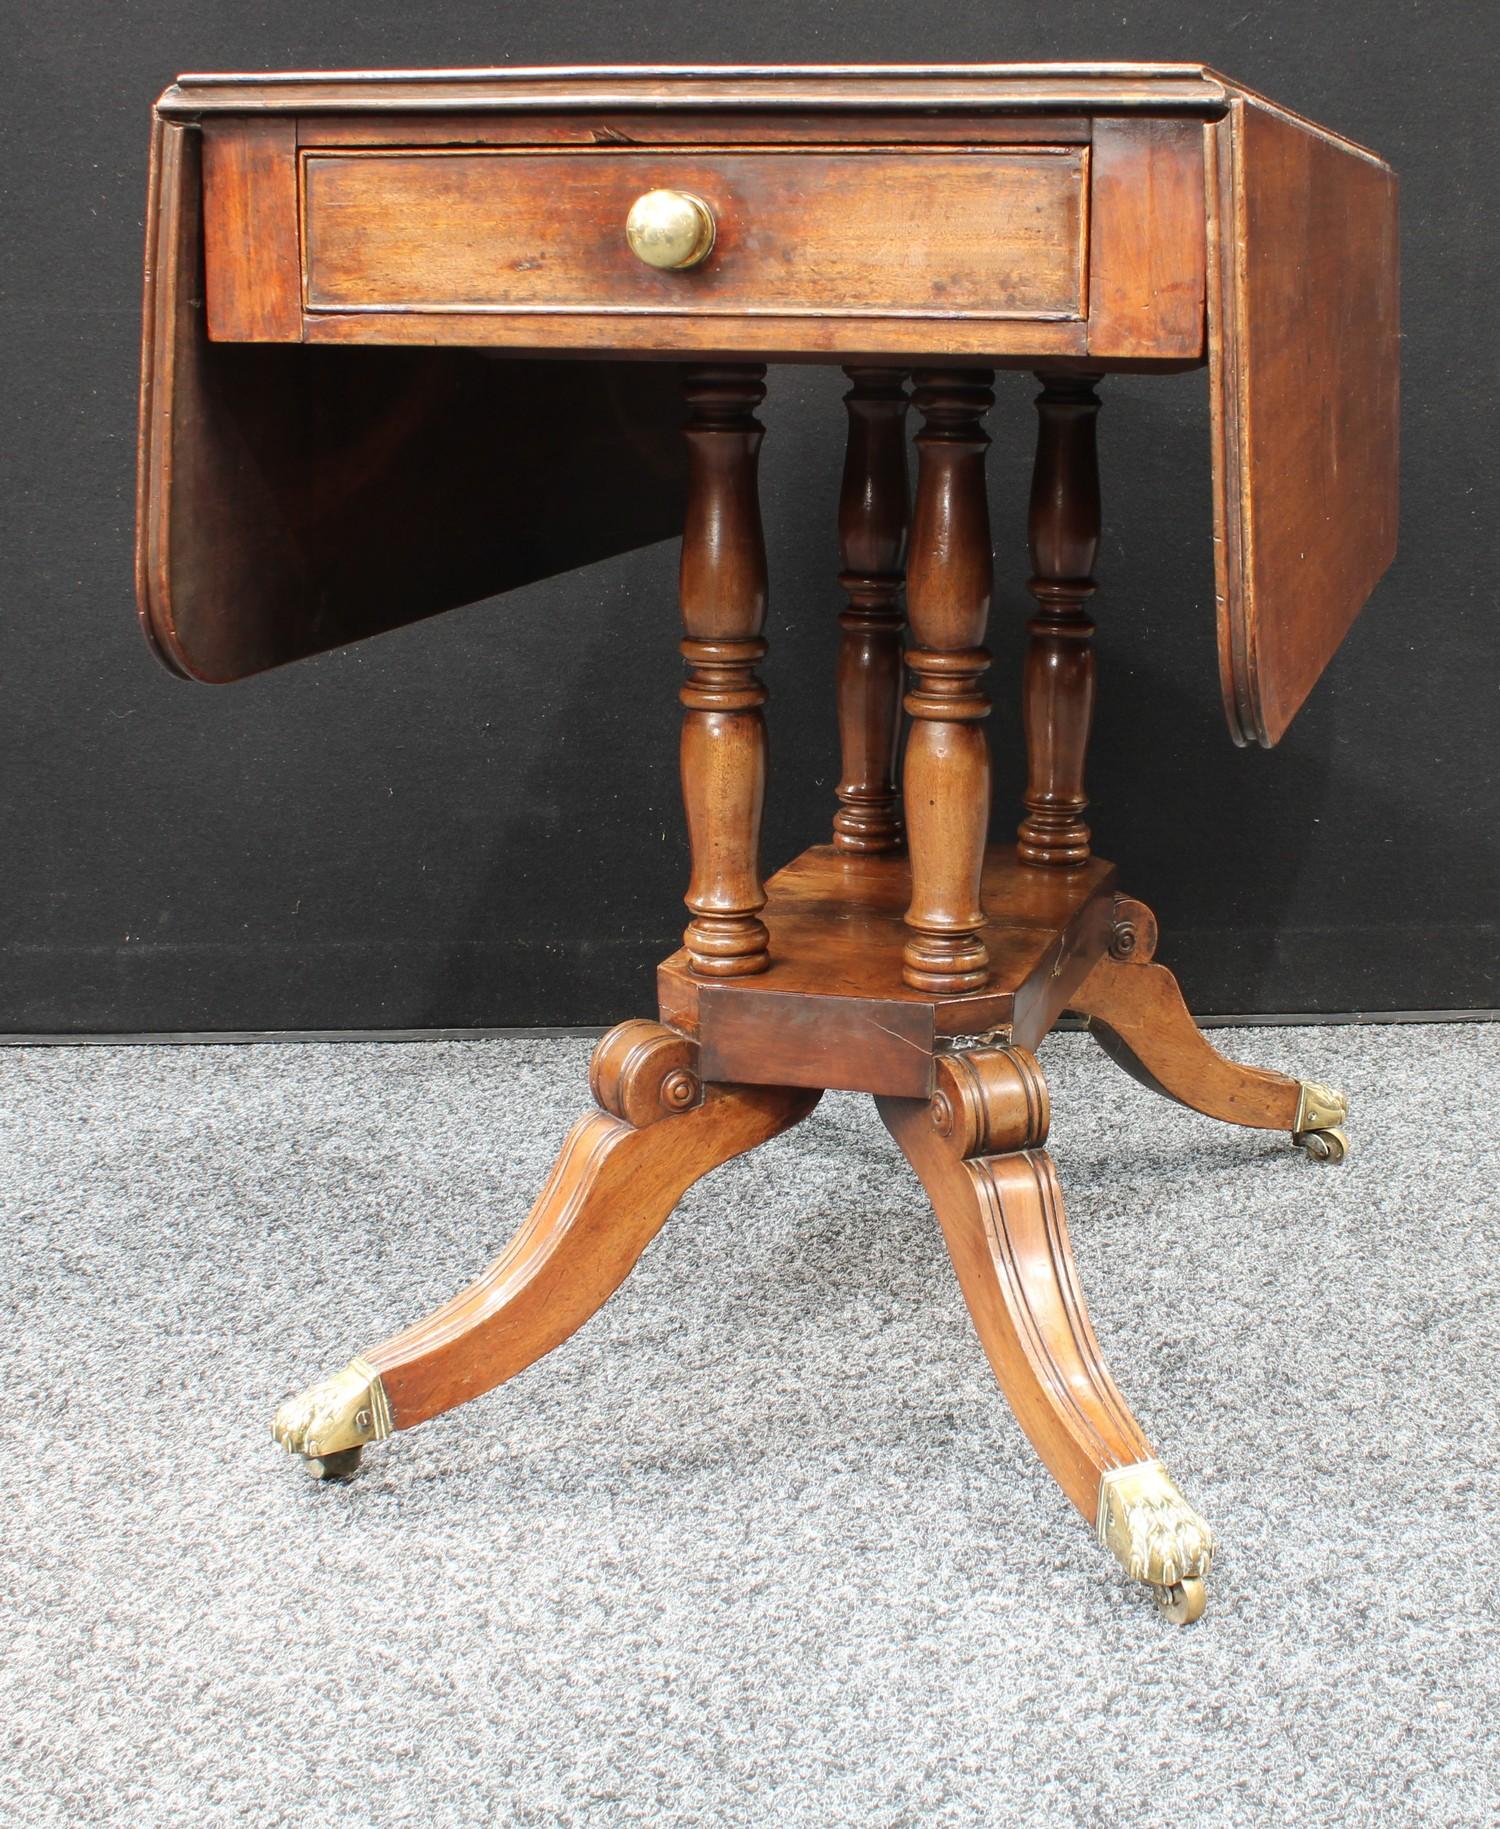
[171,62,1225,85]
[156,64,1234,118]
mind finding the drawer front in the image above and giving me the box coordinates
[301,148,1087,323]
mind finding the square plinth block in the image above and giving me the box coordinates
[658,845,1118,1098]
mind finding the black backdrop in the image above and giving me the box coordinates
[3,2,1495,1033]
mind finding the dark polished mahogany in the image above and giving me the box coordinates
[139,64,1395,1616]
[678,365,772,979]
[901,371,995,993]
[832,367,909,855]
[1018,373,1102,867]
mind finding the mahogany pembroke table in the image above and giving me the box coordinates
[135,64,1398,1622]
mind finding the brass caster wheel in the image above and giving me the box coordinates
[272,1356,393,1475]
[303,1446,363,1481]
[1154,1576,1207,1625]
[1292,1083,1348,1162]
[1294,1125,1349,1163]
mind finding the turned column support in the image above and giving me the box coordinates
[901,369,995,993]
[679,364,771,978]
[1018,372,1102,869]
[833,366,910,854]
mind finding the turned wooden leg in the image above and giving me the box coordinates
[902,369,994,992]
[680,364,771,978]
[833,366,909,854]
[1070,896,1351,1161]
[1017,372,1101,869]
[879,1045,1214,1622]
[272,1020,819,1475]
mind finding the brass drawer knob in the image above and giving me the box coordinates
[625,189,716,271]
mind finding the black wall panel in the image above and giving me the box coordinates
[2,2,1495,1030]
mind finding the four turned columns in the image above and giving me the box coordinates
[677,362,1103,990]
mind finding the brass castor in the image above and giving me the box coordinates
[1291,1082,1349,1163]
[1294,1125,1349,1163]
[1097,1459,1214,1619]
[303,1446,364,1481]
[272,1355,393,1477]
[1155,1576,1207,1624]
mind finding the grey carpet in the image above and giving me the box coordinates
[1,1024,1496,1827]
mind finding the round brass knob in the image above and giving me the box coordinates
[625,189,716,271]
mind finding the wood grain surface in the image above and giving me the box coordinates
[301,147,1087,323]
[879,1047,1155,1520]
[659,844,1118,1094]
[1209,96,1399,746]
[901,372,996,993]
[201,118,300,341]
[142,64,1399,748]
[136,119,687,682]
[366,1022,820,1429]
[678,366,773,979]
[1071,948,1304,1129]
[1017,373,1102,867]
[1086,117,1204,359]
[157,64,1235,119]
[832,366,909,855]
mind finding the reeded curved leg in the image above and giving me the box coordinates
[1070,897,1350,1161]
[273,1020,819,1477]
[878,1045,1214,1620]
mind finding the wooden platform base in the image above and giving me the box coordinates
[659,844,1117,1096]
